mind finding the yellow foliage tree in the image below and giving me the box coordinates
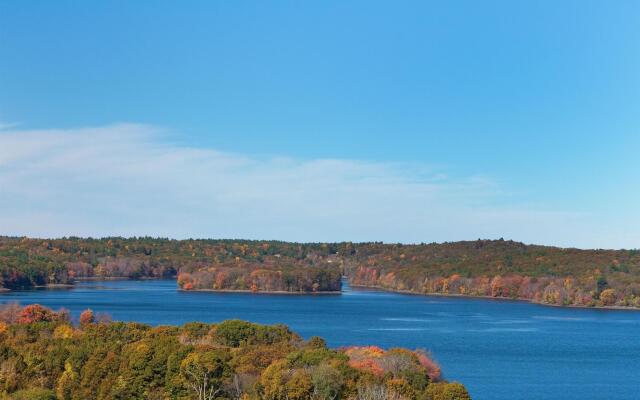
[53,324,75,339]
[600,288,617,306]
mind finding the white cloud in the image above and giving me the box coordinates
[0,123,635,248]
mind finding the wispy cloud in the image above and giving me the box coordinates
[0,123,631,248]
[0,121,20,130]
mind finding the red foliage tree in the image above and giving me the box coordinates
[79,309,95,326]
[17,304,62,324]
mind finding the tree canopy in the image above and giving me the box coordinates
[0,303,470,400]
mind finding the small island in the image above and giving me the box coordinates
[178,261,341,293]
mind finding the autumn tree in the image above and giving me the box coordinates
[259,360,313,400]
[79,308,95,326]
[599,288,617,306]
[426,382,471,400]
[17,304,66,324]
[55,361,77,400]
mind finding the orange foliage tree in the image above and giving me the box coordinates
[17,304,66,324]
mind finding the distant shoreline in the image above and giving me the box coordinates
[349,284,640,311]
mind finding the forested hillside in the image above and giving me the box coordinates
[345,239,640,308]
[1,236,639,307]
[0,303,470,400]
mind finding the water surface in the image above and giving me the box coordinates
[2,279,638,400]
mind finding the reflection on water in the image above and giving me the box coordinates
[1,279,639,400]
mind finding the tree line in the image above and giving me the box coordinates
[1,236,639,306]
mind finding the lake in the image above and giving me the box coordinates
[1,279,638,400]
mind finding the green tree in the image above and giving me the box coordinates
[214,320,256,347]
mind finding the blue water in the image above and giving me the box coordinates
[1,279,639,400]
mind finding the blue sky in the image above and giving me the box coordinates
[0,1,638,248]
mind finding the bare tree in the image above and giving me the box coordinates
[180,352,226,400]
[357,384,387,400]
[357,384,407,400]
[378,352,415,377]
[227,373,255,400]
[0,302,21,324]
